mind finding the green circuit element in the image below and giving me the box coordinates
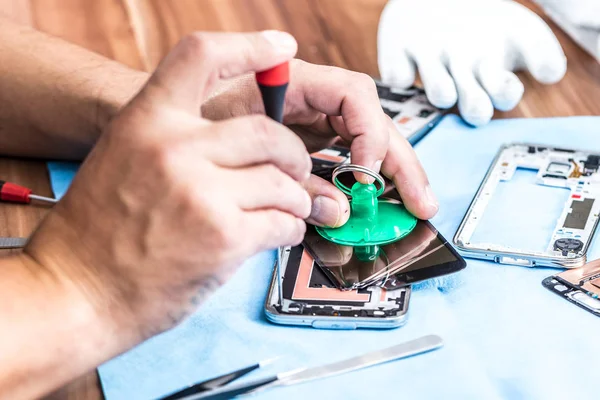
[316,182,417,246]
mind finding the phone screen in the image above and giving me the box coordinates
[302,220,465,290]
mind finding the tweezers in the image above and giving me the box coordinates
[157,334,443,400]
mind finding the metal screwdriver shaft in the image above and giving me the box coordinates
[29,194,59,204]
[0,180,57,205]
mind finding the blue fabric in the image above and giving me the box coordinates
[47,115,600,400]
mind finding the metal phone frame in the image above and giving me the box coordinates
[453,143,600,269]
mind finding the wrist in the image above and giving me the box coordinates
[0,251,138,398]
[24,206,145,351]
[92,65,149,134]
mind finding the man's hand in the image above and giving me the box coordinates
[26,31,308,345]
[202,60,439,228]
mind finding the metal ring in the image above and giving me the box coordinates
[332,164,385,197]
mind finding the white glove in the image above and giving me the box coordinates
[534,0,600,62]
[535,0,600,29]
[378,0,567,126]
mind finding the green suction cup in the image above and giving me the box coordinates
[315,164,417,246]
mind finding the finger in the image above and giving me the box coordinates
[380,119,439,219]
[245,211,306,251]
[505,2,566,84]
[377,1,416,88]
[230,164,311,219]
[139,31,297,113]
[290,61,389,181]
[475,59,524,112]
[202,115,312,183]
[448,58,494,126]
[411,50,457,109]
[303,174,350,228]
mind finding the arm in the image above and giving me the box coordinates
[0,253,137,399]
[0,17,147,159]
[0,31,305,399]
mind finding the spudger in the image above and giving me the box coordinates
[0,180,57,204]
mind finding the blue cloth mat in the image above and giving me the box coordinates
[47,115,600,400]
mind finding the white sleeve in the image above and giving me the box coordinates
[533,0,600,62]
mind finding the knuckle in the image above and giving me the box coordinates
[247,115,276,151]
[180,32,215,61]
[247,114,274,137]
[210,215,239,256]
[145,142,177,179]
[355,72,377,91]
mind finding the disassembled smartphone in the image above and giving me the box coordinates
[375,81,444,145]
[454,143,600,268]
[303,222,465,291]
[264,244,411,330]
[542,258,600,317]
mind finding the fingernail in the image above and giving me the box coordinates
[372,160,383,174]
[261,30,297,53]
[310,196,341,227]
[424,185,439,214]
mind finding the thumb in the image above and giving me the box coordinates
[137,31,297,113]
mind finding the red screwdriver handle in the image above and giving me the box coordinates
[256,62,290,124]
[0,180,31,203]
[256,62,289,87]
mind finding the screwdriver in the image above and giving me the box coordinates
[256,61,289,123]
[255,62,290,305]
[0,180,57,204]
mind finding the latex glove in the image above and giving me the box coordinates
[378,0,567,126]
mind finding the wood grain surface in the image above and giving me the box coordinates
[0,1,597,399]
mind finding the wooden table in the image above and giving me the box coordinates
[0,1,598,398]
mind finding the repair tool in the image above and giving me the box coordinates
[0,180,57,205]
[256,62,290,306]
[315,164,417,247]
[169,335,443,400]
[0,237,27,249]
[256,62,289,123]
[159,358,279,400]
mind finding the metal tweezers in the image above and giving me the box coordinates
[157,334,443,400]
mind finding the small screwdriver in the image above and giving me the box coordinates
[255,62,290,304]
[0,180,57,205]
[256,61,289,123]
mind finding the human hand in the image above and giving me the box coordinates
[203,61,439,228]
[25,31,312,340]
[378,0,567,126]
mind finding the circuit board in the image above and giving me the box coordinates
[543,258,600,317]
